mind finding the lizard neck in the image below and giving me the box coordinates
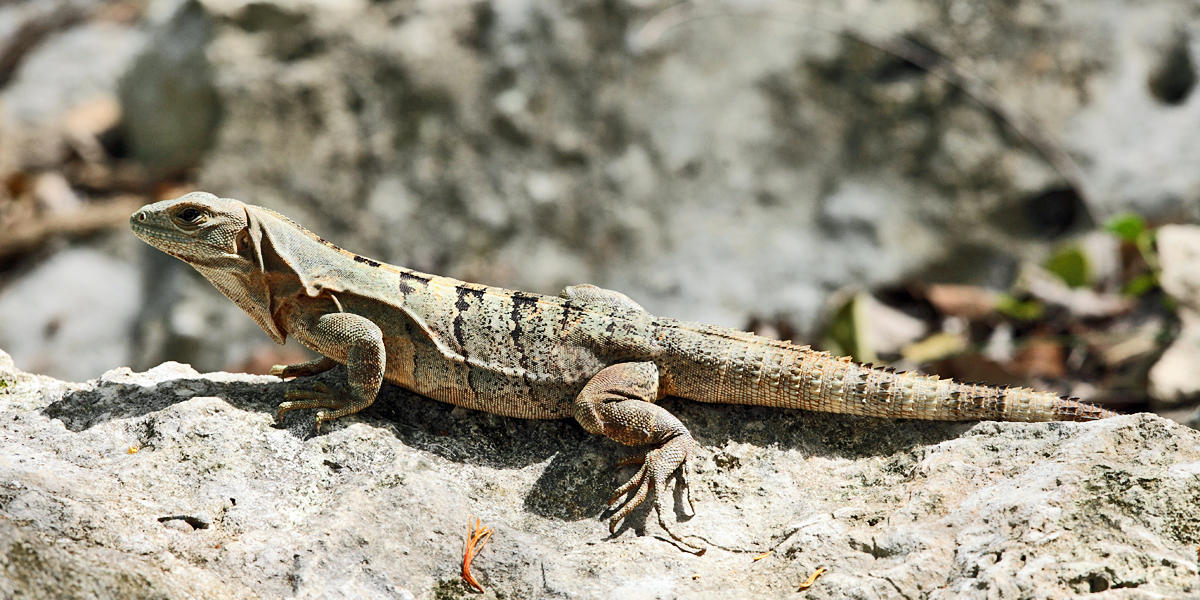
[192,260,287,344]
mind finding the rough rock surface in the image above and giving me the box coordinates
[3,348,1199,599]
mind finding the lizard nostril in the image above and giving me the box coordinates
[136,211,146,221]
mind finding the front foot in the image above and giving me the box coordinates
[276,382,347,432]
[608,434,705,554]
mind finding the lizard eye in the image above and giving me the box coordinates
[175,207,206,225]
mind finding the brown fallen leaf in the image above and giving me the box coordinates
[1010,337,1067,379]
[924,284,1001,320]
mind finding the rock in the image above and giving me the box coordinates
[141,0,1192,371]
[1148,225,1200,407]
[0,248,142,381]
[117,0,219,176]
[1149,314,1200,409]
[2,356,1198,598]
[1156,225,1200,312]
[0,16,146,171]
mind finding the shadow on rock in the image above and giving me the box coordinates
[44,363,975,528]
[43,374,285,432]
[668,398,973,461]
[522,438,616,521]
[43,365,575,471]
[363,381,581,470]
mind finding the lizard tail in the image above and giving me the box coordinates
[785,351,1116,422]
[782,359,1117,422]
[664,326,1116,422]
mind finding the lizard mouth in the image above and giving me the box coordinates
[130,218,241,264]
[130,219,197,260]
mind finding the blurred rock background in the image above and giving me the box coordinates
[2,0,1199,420]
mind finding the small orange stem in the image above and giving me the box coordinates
[798,567,826,591]
[462,516,494,593]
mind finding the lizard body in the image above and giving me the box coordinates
[131,192,1116,549]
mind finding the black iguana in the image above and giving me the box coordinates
[130,191,1116,552]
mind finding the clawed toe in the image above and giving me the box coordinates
[276,383,345,428]
[283,382,334,401]
[606,438,691,529]
[604,436,705,553]
[608,463,652,532]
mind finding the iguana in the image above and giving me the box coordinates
[130,191,1116,551]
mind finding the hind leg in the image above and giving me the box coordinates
[573,362,702,552]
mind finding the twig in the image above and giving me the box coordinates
[0,195,144,260]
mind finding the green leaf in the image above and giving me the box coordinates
[1104,212,1146,241]
[1044,246,1090,288]
[995,294,1045,321]
[1136,229,1159,270]
[822,293,877,364]
[1122,272,1158,296]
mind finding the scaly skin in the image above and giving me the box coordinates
[131,191,1116,552]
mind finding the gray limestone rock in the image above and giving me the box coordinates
[170,0,1198,371]
[118,0,219,176]
[2,349,1198,598]
[0,247,143,382]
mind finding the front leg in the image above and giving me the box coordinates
[270,355,338,379]
[573,362,703,553]
[276,312,384,431]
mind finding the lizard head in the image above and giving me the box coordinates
[131,191,290,343]
[131,191,254,269]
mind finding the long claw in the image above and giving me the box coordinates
[678,461,695,517]
[608,463,648,505]
[605,436,701,547]
[608,477,651,533]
